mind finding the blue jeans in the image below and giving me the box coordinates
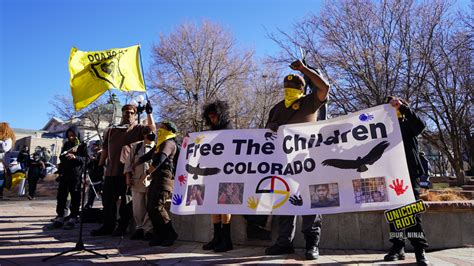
[0,171,5,195]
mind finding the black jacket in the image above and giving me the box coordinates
[211,122,233,131]
[59,126,87,178]
[398,105,426,180]
[17,150,30,165]
[87,151,104,182]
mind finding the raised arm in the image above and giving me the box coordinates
[290,60,329,102]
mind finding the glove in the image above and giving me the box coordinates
[145,101,153,114]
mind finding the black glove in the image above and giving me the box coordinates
[145,101,153,114]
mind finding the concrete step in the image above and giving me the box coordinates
[459,191,474,200]
[461,185,474,191]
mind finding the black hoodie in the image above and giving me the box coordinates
[59,126,87,178]
[398,105,426,181]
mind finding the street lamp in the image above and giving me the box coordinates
[130,94,146,124]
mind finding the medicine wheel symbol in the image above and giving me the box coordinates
[255,175,290,209]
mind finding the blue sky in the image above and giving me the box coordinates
[0,0,470,130]
[0,0,323,130]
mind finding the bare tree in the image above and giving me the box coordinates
[148,20,254,133]
[244,67,283,128]
[419,21,472,184]
[268,0,472,183]
[48,93,116,142]
[268,0,446,113]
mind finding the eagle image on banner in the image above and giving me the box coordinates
[68,45,145,111]
[171,104,416,215]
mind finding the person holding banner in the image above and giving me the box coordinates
[91,103,155,237]
[134,121,179,247]
[201,100,234,252]
[264,60,329,260]
[383,96,429,265]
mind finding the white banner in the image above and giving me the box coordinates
[171,104,415,215]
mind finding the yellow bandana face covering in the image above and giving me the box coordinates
[155,128,176,153]
[284,88,304,108]
[396,110,402,118]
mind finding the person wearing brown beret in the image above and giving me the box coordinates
[134,121,179,247]
[265,60,329,260]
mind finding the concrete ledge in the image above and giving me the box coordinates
[172,200,474,251]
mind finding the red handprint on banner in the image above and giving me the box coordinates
[178,174,187,186]
[182,137,189,149]
[389,178,409,196]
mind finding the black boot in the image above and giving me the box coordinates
[130,229,144,240]
[265,244,294,255]
[246,223,271,240]
[203,223,221,250]
[214,223,233,252]
[91,225,115,236]
[149,227,165,246]
[304,235,319,260]
[415,248,429,266]
[384,245,405,261]
[160,221,178,247]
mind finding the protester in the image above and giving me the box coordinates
[201,100,234,252]
[27,151,45,200]
[383,96,430,265]
[85,140,104,209]
[264,59,329,260]
[49,126,87,229]
[134,121,178,246]
[91,103,155,237]
[124,128,155,241]
[0,122,16,199]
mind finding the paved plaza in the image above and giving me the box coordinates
[0,199,473,265]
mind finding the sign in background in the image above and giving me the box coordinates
[171,104,415,215]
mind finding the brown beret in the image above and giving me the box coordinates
[284,74,305,88]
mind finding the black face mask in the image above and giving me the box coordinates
[146,132,156,141]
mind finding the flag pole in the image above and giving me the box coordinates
[107,90,117,126]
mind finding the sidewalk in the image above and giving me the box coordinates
[0,199,473,265]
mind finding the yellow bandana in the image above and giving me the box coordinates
[155,128,176,153]
[284,88,304,108]
[396,110,402,118]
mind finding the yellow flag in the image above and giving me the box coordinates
[68,45,145,111]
